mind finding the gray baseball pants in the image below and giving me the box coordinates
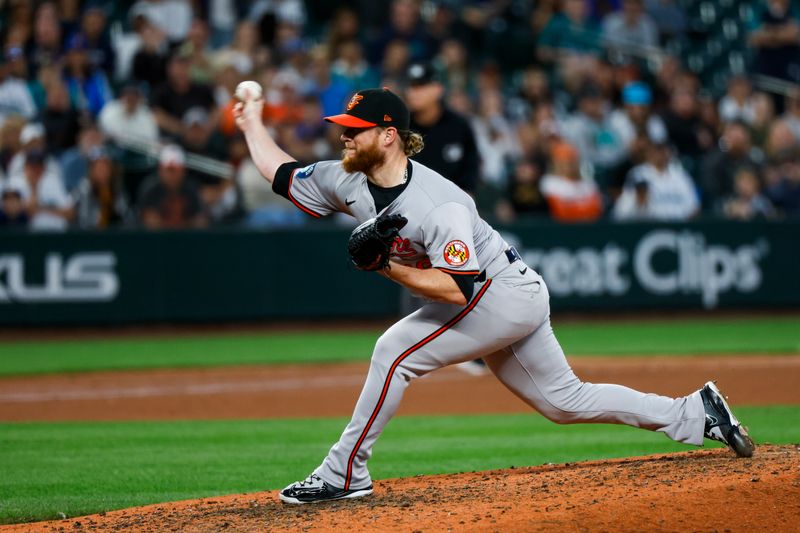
[315,261,706,490]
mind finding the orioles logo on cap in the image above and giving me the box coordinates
[443,240,469,266]
[346,94,364,110]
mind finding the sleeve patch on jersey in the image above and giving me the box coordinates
[443,240,470,267]
[294,163,317,179]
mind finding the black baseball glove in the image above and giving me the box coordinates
[347,213,408,271]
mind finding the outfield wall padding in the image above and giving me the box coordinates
[0,220,797,325]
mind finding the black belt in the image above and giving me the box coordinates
[474,246,521,282]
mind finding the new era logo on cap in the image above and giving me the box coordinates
[325,88,410,130]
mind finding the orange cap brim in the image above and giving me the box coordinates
[324,114,377,128]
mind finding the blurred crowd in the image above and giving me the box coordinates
[1,0,799,231]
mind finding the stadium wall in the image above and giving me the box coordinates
[0,221,797,325]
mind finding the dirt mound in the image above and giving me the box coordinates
[10,445,799,532]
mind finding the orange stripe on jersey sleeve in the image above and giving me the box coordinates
[287,169,323,218]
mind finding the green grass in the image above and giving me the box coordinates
[0,317,798,376]
[1,406,799,524]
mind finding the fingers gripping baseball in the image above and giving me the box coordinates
[348,214,408,271]
[233,81,264,132]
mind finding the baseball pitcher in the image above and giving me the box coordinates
[233,87,754,504]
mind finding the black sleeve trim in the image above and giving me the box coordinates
[449,272,475,302]
[272,161,304,200]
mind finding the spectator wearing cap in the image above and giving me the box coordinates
[609,82,667,153]
[611,172,652,220]
[606,81,668,196]
[0,47,37,127]
[0,186,29,228]
[178,106,237,222]
[137,144,208,229]
[560,84,626,184]
[73,147,133,229]
[540,142,604,222]
[98,82,159,147]
[6,123,64,186]
[62,33,114,117]
[5,149,74,231]
[700,121,761,209]
[614,136,699,221]
[151,54,218,143]
[601,0,658,54]
[405,62,480,194]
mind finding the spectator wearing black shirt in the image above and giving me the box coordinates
[152,54,218,144]
[40,80,82,155]
[0,187,29,227]
[661,87,715,168]
[496,157,549,222]
[405,62,480,194]
[138,144,208,229]
[747,0,800,83]
[700,121,760,210]
[131,19,170,93]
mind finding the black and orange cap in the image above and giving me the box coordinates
[324,88,410,130]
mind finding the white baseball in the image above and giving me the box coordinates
[235,80,263,101]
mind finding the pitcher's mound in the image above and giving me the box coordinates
[17,445,800,532]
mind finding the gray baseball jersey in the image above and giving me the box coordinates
[277,159,507,279]
[273,157,706,492]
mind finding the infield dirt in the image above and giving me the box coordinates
[6,445,799,532]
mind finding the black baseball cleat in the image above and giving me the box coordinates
[279,473,373,504]
[700,381,755,458]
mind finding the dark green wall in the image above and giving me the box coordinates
[0,221,797,325]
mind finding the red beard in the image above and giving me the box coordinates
[342,137,386,174]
